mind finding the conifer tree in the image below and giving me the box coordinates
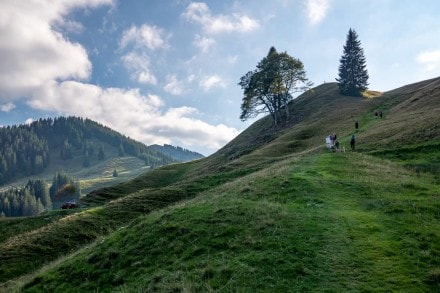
[336,28,369,96]
[97,145,105,161]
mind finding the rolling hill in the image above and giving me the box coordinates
[0,116,204,198]
[0,78,439,292]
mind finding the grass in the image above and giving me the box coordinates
[1,80,439,292]
[20,151,440,292]
[0,148,148,196]
[0,160,261,286]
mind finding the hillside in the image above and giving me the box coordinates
[0,117,204,214]
[0,78,439,292]
[149,144,204,162]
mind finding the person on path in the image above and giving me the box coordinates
[332,133,337,145]
[355,121,359,130]
[334,139,340,152]
[350,134,356,151]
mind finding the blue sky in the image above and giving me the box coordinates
[1,0,440,155]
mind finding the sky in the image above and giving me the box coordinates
[1,0,440,155]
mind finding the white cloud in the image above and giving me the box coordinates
[0,102,15,112]
[0,0,239,154]
[164,75,185,95]
[119,24,167,85]
[55,19,85,34]
[27,80,239,153]
[0,0,113,100]
[182,2,259,34]
[416,50,440,71]
[121,52,157,85]
[159,107,240,150]
[306,0,330,25]
[25,118,34,125]
[200,75,227,91]
[120,24,166,50]
[187,74,196,83]
[194,35,216,53]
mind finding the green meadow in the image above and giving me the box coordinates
[1,80,439,292]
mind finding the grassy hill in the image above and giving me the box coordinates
[0,79,439,292]
[0,117,204,212]
[0,140,149,195]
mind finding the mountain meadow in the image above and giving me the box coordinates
[0,78,439,292]
[0,117,203,217]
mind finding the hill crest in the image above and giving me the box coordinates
[1,77,439,292]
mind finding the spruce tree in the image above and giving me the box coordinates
[336,28,369,96]
[97,145,105,161]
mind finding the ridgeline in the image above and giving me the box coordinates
[0,117,204,213]
[1,78,439,292]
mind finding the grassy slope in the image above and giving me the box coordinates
[1,80,439,291]
[22,153,440,292]
[0,139,149,196]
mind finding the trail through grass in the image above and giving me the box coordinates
[21,151,440,292]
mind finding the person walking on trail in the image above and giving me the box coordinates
[350,134,356,151]
[355,121,359,130]
[331,133,337,146]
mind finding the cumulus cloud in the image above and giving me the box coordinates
[182,2,259,34]
[121,52,157,85]
[164,75,185,95]
[199,75,227,91]
[416,50,440,71]
[28,80,239,152]
[119,24,168,85]
[120,24,166,50]
[306,0,330,25]
[0,0,239,154]
[25,118,35,125]
[1,102,15,112]
[194,35,216,53]
[0,0,113,100]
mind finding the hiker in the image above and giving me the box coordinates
[334,139,340,151]
[350,134,356,151]
[332,133,337,146]
[379,111,383,118]
[325,135,332,149]
[355,121,359,130]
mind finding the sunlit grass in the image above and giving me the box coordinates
[2,81,439,292]
[17,151,440,292]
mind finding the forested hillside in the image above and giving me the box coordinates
[0,172,79,218]
[0,117,188,185]
[149,144,204,162]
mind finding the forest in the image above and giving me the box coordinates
[0,116,176,185]
[0,171,80,217]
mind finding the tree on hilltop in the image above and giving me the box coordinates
[336,28,369,96]
[239,47,312,126]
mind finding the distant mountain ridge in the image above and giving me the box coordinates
[149,144,204,162]
[0,116,202,185]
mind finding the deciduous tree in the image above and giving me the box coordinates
[239,47,311,126]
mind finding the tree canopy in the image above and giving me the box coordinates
[239,47,312,126]
[336,28,369,96]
